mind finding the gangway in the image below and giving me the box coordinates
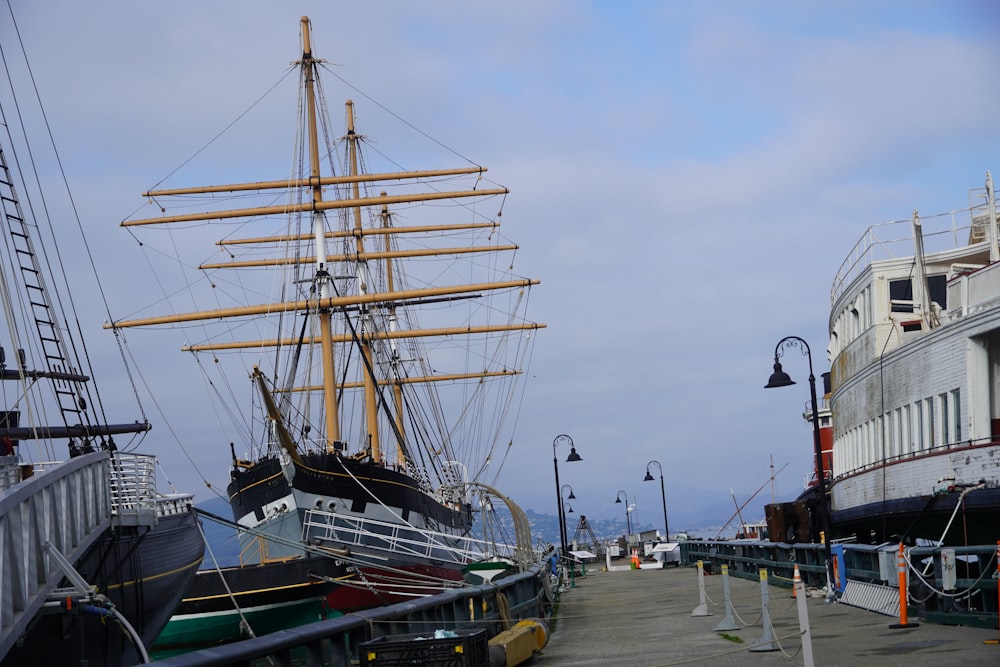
[0,450,157,660]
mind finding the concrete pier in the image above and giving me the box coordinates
[536,565,998,665]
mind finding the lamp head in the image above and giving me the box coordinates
[643,471,655,482]
[615,496,622,504]
[566,446,582,462]
[568,490,576,499]
[765,360,795,388]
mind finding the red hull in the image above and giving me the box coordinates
[325,564,465,612]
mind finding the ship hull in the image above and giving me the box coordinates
[152,554,346,657]
[825,180,1000,546]
[226,452,476,610]
[829,443,1000,544]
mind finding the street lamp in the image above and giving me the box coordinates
[553,434,582,558]
[615,490,632,543]
[561,484,576,549]
[644,460,669,541]
[765,335,835,601]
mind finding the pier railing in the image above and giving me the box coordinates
[680,539,999,627]
[141,563,553,667]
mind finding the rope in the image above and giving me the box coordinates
[496,590,513,631]
[194,519,257,639]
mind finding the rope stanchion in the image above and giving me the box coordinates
[889,542,919,629]
[713,565,739,631]
[749,569,778,652]
[691,560,712,617]
[793,564,814,667]
[986,541,1000,646]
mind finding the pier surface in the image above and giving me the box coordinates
[537,564,998,666]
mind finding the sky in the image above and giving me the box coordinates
[3,1,1000,534]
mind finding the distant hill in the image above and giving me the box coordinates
[195,496,240,568]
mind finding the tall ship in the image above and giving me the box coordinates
[822,172,1000,546]
[0,12,203,666]
[108,15,544,639]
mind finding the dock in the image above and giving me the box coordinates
[536,565,999,666]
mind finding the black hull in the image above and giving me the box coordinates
[227,452,471,530]
[173,554,347,615]
[768,484,1000,546]
[830,486,1000,545]
[2,508,204,667]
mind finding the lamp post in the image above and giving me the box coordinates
[765,335,835,601]
[644,460,669,541]
[615,490,632,544]
[553,435,582,558]
[561,484,576,549]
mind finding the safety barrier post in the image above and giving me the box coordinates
[713,564,739,632]
[794,564,814,667]
[986,541,1000,646]
[691,560,711,617]
[749,569,778,652]
[889,542,918,629]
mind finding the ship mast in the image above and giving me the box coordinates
[381,200,407,466]
[300,16,341,450]
[343,100,383,461]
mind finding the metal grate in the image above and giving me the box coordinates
[839,579,900,617]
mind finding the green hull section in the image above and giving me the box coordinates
[151,597,341,659]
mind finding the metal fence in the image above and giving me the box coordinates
[680,539,999,628]
[140,563,554,666]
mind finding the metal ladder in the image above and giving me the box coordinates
[0,144,86,429]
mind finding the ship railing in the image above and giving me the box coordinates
[301,509,516,565]
[945,258,1000,321]
[0,455,19,491]
[154,492,195,517]
[831,209,974,305]
[833,434,994,479]
[109,452,158,528]
[142,563,553,667]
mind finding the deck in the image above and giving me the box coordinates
[538,563,999,666]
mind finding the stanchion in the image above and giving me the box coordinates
[750,569,778,652]
[889,542,918,629]
[713,564,739,632]
[985,541,1000,646]
[691,560,711,617]
[793,564,814,667]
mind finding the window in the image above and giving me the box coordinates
[940,393,950,446]
[915,400,924,450]
[889,279,914,313]
[902,405,911,454]
[928,275,947,310]
[926,397,936,448]
[951,389,961,443]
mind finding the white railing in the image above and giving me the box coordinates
[109,452,158,527]
[831,209,976,305]
[301,509,517,566]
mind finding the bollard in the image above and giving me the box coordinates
[986,541,1000,646]
[793,564,814,667]
[749,569,778,652]
[691,560,712,616]
[713,564,739,632]
[889,542,918,629]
